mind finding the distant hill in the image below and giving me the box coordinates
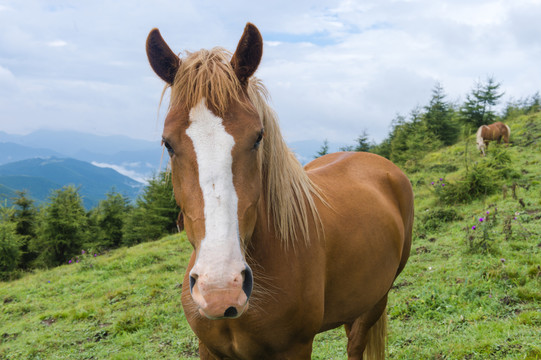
[0,157,144,209]
[0,142,64,165]
[0,130,164,181]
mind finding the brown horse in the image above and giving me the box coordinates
[476,121,511,156]
[146,23,413,360]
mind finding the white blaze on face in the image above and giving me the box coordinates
[186,99,244,282]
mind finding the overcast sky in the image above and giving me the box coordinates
[1,0,541,146]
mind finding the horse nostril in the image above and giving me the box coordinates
[224,306,238,318]
[242,266,253,298]
[189,275,197,293]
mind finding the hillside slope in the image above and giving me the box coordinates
[0,112,540,359]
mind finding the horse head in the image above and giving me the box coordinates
[146,24,264,319]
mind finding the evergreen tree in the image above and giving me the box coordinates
[0,204,23,278]
[123,172,179,245]
[88,190,132,250]
[315,139,329,158]
[340,129,372,152]
[30,185,88,267]
[460,77,504,129]
[423,82,458,146]
[10,191,38,268]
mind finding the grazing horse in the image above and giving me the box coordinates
[146,23,413,360]
[476,121,511,156]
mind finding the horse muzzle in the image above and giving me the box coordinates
[189,265,253,319]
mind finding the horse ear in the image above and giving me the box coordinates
[146,28,180,85]
[231,23,263,84]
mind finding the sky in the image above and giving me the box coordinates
[1,0,541,146]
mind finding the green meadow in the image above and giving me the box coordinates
[1,112,540,359]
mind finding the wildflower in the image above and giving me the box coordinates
[68,259,72,264]
[439,178,443,181]
[513,217,517,220]
[94,254,97,257]
[441,183,445,187]
[489,294,492,298]
[486,211,490,215]
[47,281,51,283]
[500,258,506,263]
[76,259,79,263]
[82,250,86,255]
[479,218,484,222]
[431,181,435,185]
[472,225,476,230]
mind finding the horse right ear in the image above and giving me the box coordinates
[146,28,180,85]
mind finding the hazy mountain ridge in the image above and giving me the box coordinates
[0,157,143,209]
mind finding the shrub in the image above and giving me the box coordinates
[417,207,462,233]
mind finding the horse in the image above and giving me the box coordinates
[146,23,414,360]
[476,121,511,156]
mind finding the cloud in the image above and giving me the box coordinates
[91,161,147,184]
[1,0,541,146]
[47,40,68,47]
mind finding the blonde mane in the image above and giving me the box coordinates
[169,47,322,246]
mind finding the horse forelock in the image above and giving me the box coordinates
[170,48,243,116]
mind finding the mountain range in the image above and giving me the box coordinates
[0,157,143,209]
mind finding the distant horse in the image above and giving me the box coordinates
[476,122,511,156]
[146,23,413,360]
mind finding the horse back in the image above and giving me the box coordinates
[304,152,413,325]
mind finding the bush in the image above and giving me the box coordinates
[417,207,462,233]
[435,163,499,204]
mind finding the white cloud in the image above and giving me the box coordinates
[91,161,147,183]
[1,0,540,146]
[47,40,68,47]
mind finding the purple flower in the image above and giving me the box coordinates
[47,280,51,283]
[439,178,443,181]
[441,183,445,187]
[82,250,86,255]
[513,217,517,220]
[94,254,97,257]
[479,218,484,222]
[500,258,506,263]
[472,225,476,230]
[68,260,72,264]
[431,181,435,185]
[486,211,490,215]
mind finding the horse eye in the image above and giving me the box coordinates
[162,139,174,156]
[253,129,264,150]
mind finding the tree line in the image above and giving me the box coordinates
[316,77,540,169]
[0,171,179,280]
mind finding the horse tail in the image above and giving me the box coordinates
[363,307,388,360]
[505,124,511,138]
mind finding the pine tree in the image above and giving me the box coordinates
[123,172,179,245]
[88,189,132,250]
[30,186,88,267]
[315,139,329,158]
[460,77,504,129]
[423,82,458,146]
[11,191,38,268]
[0,204,22,278]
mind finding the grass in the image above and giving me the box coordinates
[1,112,540,359]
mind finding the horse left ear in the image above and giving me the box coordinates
[231,23,263,84]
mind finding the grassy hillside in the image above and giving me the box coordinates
[1,113,540,359]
